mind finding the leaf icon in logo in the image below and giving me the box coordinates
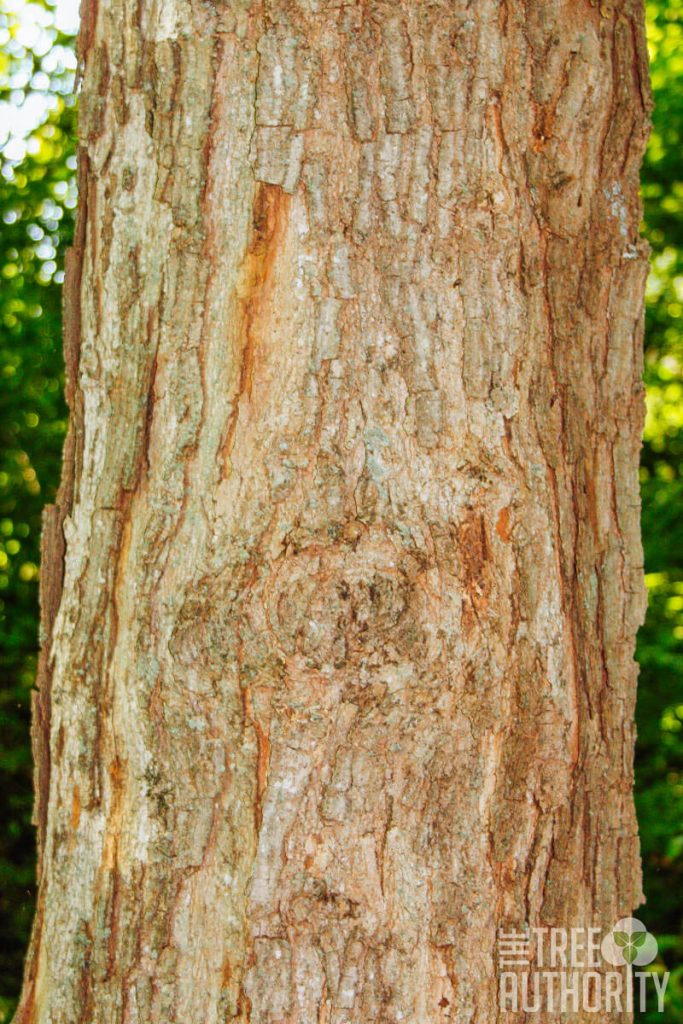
[623,944,640,964]
[612,927,648,964]
[601,917,658,968]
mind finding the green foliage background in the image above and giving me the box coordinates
[0,1,681,1019]
[635,3,683,1017]
[0,2,75,1017]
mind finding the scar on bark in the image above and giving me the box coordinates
[459,510,489,585]
[222,183,290,469]
[459,510,491,629]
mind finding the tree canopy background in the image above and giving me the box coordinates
[0,1,681,1019]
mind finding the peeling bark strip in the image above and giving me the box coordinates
[17,2,650,1023]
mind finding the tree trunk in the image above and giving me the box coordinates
[17,2,651,1022]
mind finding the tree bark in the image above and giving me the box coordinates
[17,2,651,1022]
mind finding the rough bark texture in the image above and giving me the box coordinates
[16,1,651,1022]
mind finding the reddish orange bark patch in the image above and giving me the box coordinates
[70,786,81,830]
[237,184,291,399]
[222,183,291,472]
[496,506,512,542]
